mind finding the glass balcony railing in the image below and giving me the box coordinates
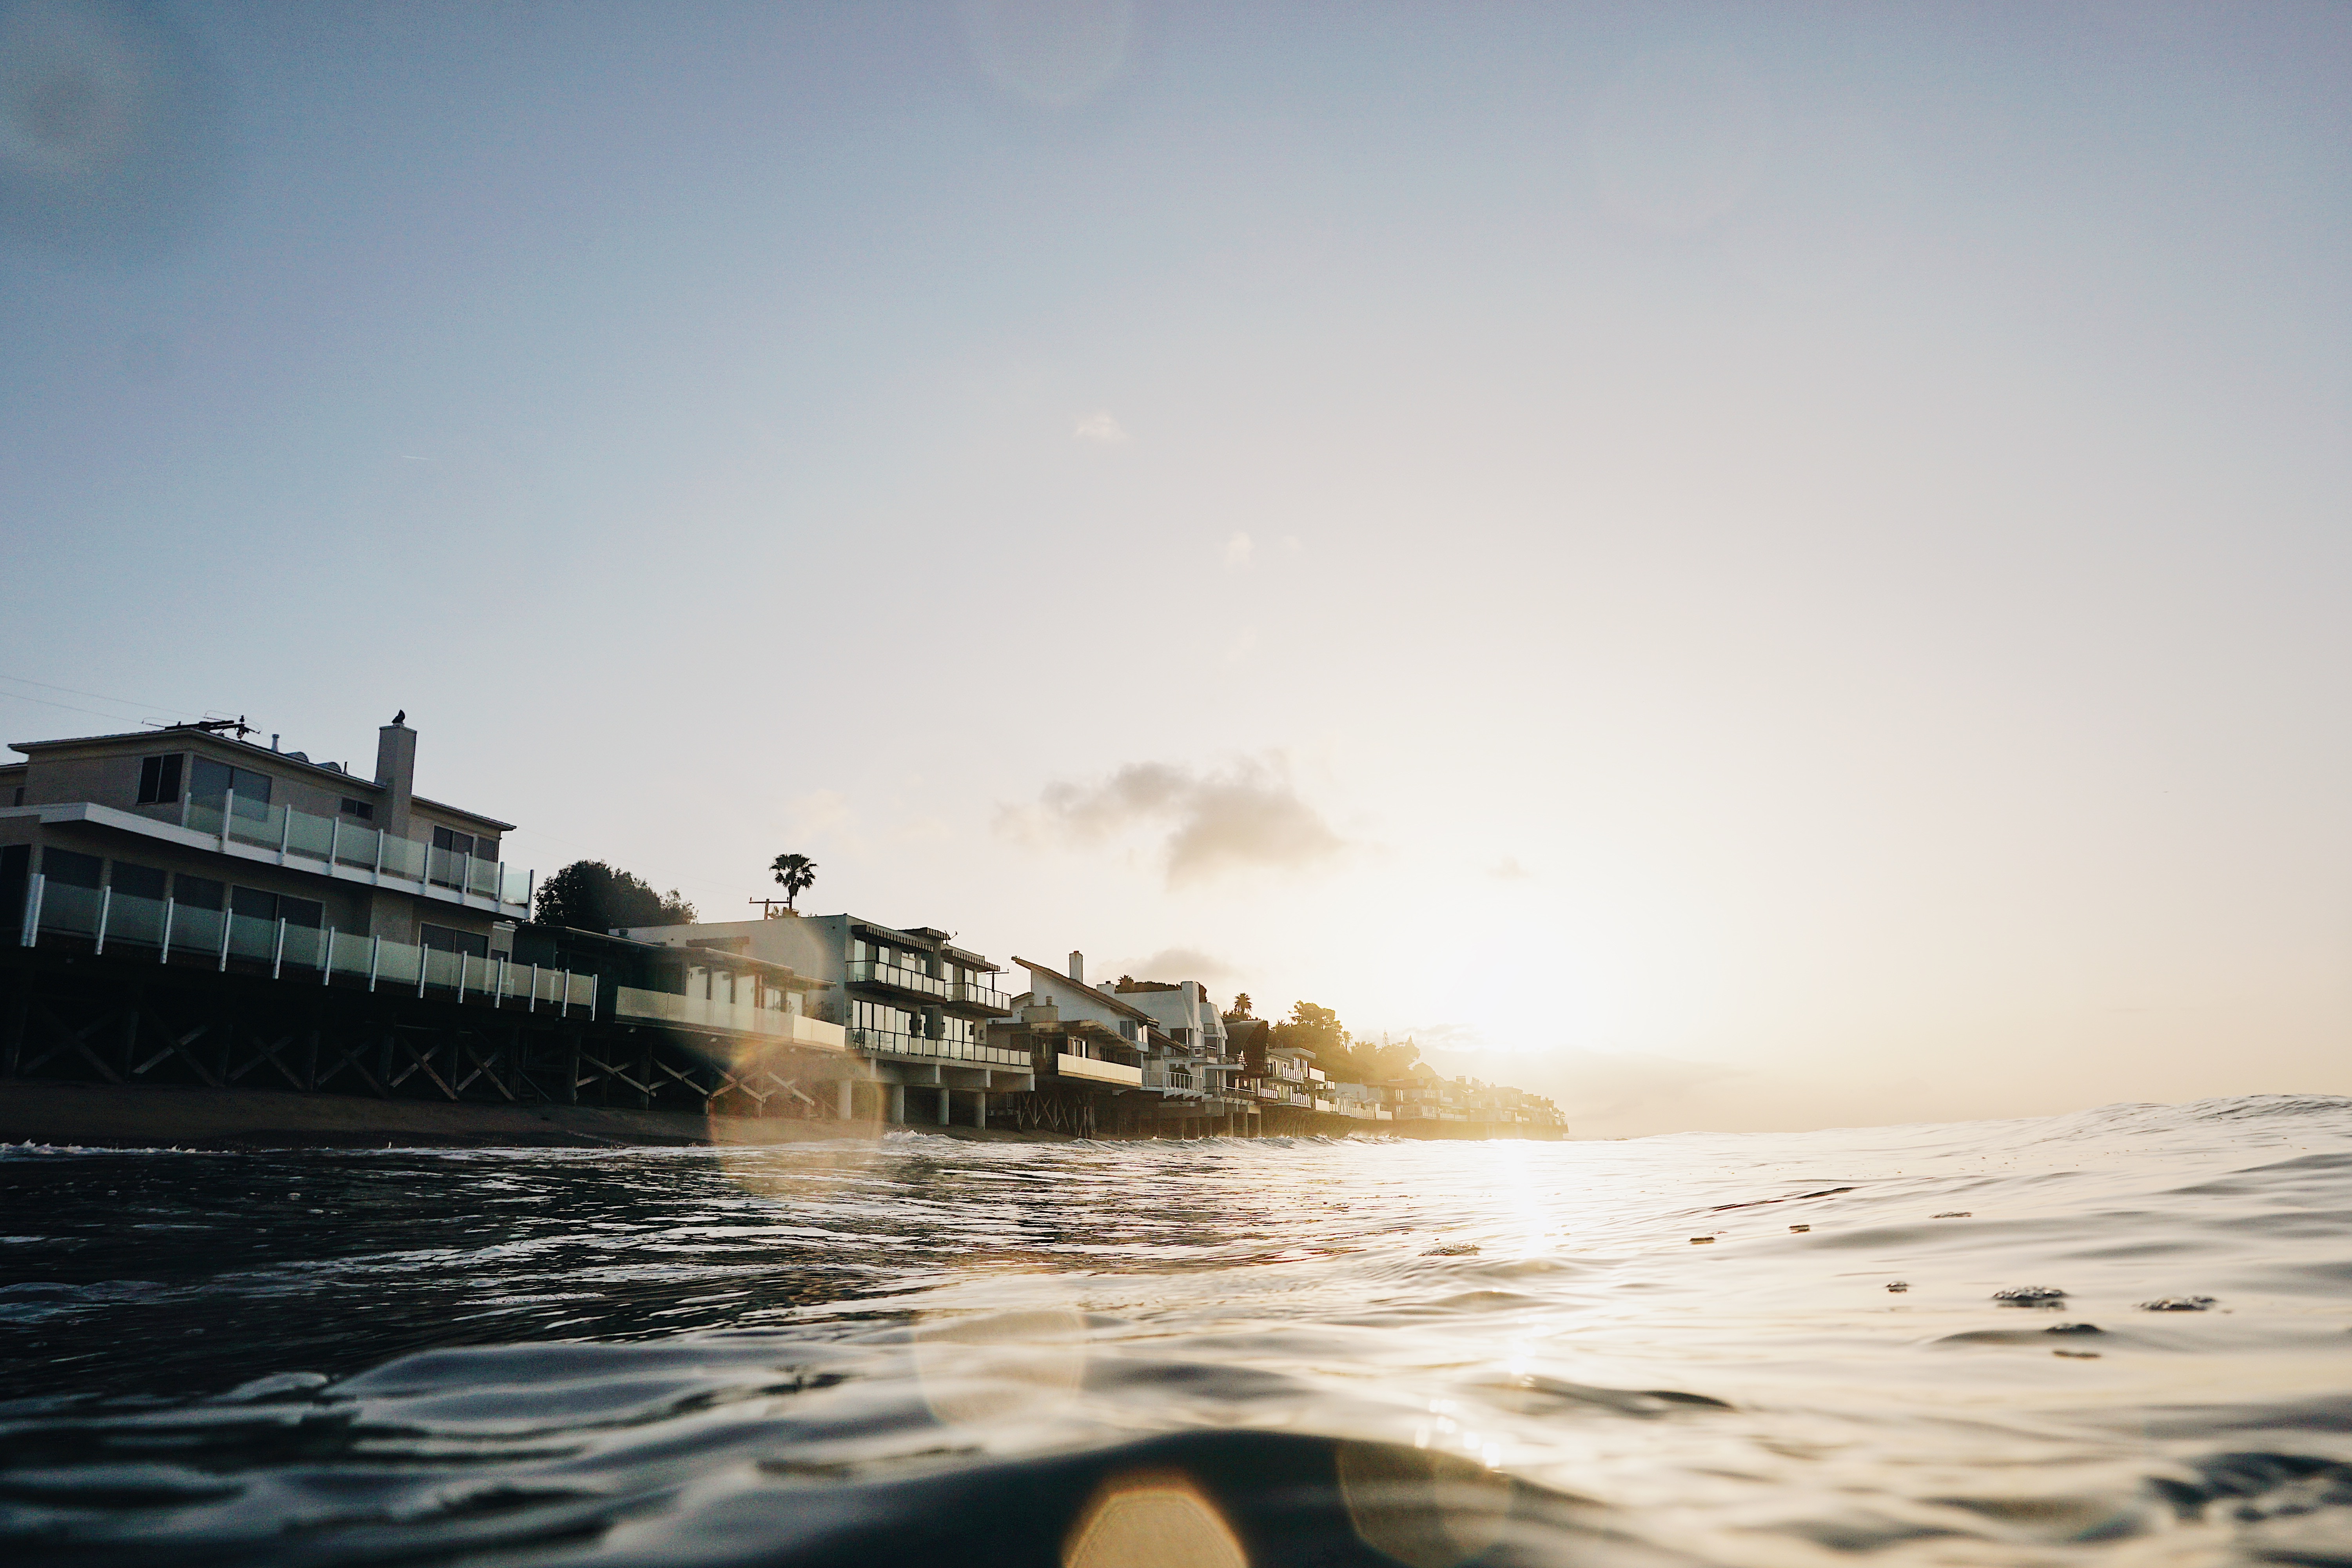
[19,874,590,1009]
[847,960,947,999]
[172,791,528,906]
[949,979,1013,1013]
[844,1025,1027,1069]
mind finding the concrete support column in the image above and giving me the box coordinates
[936,1087,950,1125]
[837,1080,853,1120]
[973,1091,987,1130]
[888,1083,906,1123]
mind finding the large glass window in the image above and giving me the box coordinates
[189,759,272,817]
[41,849,101,888]
[419,924,489,958]
[110,862,166,900]
[281,897,323,928]
[136,754,183,804]
[173,875,224,910]
[230,887,278,921]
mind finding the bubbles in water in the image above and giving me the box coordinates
[958,0,1135,110]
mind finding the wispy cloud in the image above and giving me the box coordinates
[1223,530,1253,567]
[1073,410,1129,445]
[1000,757,1347,887]
[1119,946,1238,982]
[1489,856,1531,880]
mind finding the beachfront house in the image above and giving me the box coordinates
[4,715,534,983]
[1109,975,1253,1134]
[615,912,1030,1126]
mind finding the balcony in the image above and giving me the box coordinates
[15,874,592,1010]
[1056,1052,1142,1087]
[844,1025,1028,1070]
[949,978,1013,1014]
[612,989,846,1051]
[847,959,947,1001]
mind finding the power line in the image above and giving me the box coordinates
[0,689,152,726]
[0,673,197,719]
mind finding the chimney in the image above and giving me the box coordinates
[1067,950,1084,984]
[375,716,417,837]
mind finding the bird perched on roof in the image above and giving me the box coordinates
[392,709,406,725]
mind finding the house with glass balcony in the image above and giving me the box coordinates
[4,716,536,979]
[614,912,1029,1126]
[1109,975,1254,1132]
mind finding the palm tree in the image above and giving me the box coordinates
[769,852,817,913]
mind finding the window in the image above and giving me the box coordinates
[419,923,489,958]
[173,876,224,911]
[280,897,322,928]
[41,849,102,888]
[339,798,374,820]
[189,759,272,816]
[137,754,183,804]
[110,862,166,900]
[231,887,278,921]
[432,826,476,857]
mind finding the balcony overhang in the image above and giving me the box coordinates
[3,802,529,917]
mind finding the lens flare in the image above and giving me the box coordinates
[913,1305,1089,1427]
[1062,1469,1245,1568]
[1335,1440,1512,1568]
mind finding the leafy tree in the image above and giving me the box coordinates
[769,851,817,912]
[1271,1000,1348,1065]
[534,860,697,932]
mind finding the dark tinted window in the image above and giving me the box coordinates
[42,849,102,888]
[110,862,167,900]
[431,826,477,857]
[230,887,278,920]
[189,759,274,811]
[137,755,183,804]
[280,897,323,928]
[339,798,374,819]
[174,876,224,910]
[419,923,490,958]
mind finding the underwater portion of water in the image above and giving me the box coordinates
[1,1094,2347,1566]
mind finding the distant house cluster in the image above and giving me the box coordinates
[2,715,1563,1140]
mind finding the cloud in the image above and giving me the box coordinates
[1073,410,1129,444]
[1223,530,1253,567]
[1001,757,1347,887]
[1489,856,1531,880]
[1118,947,1238,983]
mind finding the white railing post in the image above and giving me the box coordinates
[529,963,539,1012]
[417,943,428,998]
[159,897,174,962]
[461,850,472,898]
[327,814,339,868]
[217,907,232,971]
[368,934,381,992]
[222,787,235,850]
[457,950,468,1002]
[272,917,287,980]
[19,873,42,947]
[524,868,535,915]
[278,807,290,863]
[93,885,111,954]
[322,926,336,984]
[372,832,385,881]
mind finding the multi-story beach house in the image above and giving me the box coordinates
[4,715,533,969]
[1108,975,1250,1131]
[616,912,1029,1125]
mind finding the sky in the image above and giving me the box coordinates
[3,1,2348,1137]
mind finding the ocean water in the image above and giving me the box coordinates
[0,1095,2347,1566]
